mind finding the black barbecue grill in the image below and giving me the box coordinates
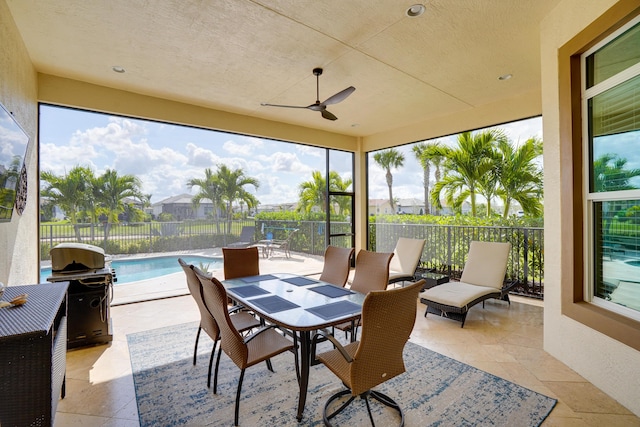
[47,243,115,349]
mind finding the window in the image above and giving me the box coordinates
[584,17,640,320]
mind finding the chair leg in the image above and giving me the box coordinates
[213,344,223,394]
[193,326,201,365]
[265,358,274,372]
[235,369,246,426]
[207,339,218,388]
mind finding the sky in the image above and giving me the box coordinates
[39,105,542,206]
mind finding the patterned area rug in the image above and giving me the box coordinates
[127,322,556,426]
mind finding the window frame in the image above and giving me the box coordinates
[559,0,640,352]
[581,15,640,321]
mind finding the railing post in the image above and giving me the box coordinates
[523,229,529,290]
[447,226,452,277]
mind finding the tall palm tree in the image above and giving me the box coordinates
[413,141,443,215]
[373,148,405,212]
[93,168,143,241]
[41,165,94,241]
[476,131,508,216]
[216,165,259,233]
[188,168,224,232]
[298,170,352,215]
[430,131,497,216]
[496,137,544,218]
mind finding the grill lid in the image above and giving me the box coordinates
[50,243,105,272]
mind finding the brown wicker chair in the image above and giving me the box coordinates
[319,246,355,287]
[334,249,394,340]
[222,246,260,279]
[194,270,299,426]
[420,241,515,327]
[312,279,425,426]
[178,258,260,388]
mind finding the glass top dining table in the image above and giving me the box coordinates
[222,272,365,421]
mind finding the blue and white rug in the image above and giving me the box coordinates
[127,322,556,426]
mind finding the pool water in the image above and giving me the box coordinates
[41,255,223,285]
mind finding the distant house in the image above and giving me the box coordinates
[255,203,297,214]
[369,199,394,215]
[152,193,216,220]
[395,198,424,215]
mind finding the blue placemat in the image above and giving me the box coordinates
[281,277,318,287]
[306,300,361,320]
[309,284,354,298]
[230,285,271,298]
[250,295,300,314]
[240,274,278,283]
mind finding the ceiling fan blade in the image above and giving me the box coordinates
[322,86,355,106]
[321,109,338,121]
[260,102,307,109]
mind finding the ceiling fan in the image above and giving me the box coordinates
[261,68,355,121]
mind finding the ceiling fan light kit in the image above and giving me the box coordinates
[261,68,355,121]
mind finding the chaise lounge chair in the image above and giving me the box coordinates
[420,241,515,327]
[226,226,256,248]
[388,237,426,285]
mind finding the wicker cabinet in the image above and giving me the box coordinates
[0,282,68,427]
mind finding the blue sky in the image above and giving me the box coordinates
[39,105,542,206]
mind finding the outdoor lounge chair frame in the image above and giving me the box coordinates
[420,241,515,328]
[421,280,517,327]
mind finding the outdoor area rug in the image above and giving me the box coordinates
[127,322,556,426]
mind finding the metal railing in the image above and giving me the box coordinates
[40,220,544,298]
[370,223,544,298]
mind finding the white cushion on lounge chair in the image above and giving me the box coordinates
[459,241,511,289]
[422,281,498,308]
[388,237,426,283]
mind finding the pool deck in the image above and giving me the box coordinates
[110,248,326,305]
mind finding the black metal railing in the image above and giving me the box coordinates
[40,220,544,298]
[370,223,544,298]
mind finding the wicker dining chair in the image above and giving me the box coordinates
[194,270,299,427]
[319,246,355,287]
[312,279,425,426]
[178,259,259,388]
[333,249,394,340]
[222,246,260,279]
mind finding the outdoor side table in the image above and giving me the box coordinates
[419,272,449,290]
[0,282,69,427]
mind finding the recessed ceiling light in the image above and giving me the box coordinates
[498,73,513,81]
[406,4,426,17]
[112,66,125,73]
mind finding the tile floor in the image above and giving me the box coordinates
[53,252,640,426]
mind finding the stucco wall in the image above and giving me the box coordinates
[0,0,39,286]
[541,0,640,416]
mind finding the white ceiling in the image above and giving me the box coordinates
[6,0,561,137]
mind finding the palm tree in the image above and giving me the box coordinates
[413,142,443,215]
[216,165,259,233]
[298,170,352,215]
[188,168,224,232]
[93,168,143,241]
[476,131,508,216]
[592,153,640,192]
[41,165,94,241]
[373,148,405,212]
[496,137,544,218]
[430,131,497,216]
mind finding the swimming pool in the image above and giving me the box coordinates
[40,255,223,285]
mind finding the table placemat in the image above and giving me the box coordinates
[240,274,278,283]
[250,295,300,314]
[308,284,354,298]
[306,300,361,320]
[281,277,319,287]
[229,285,271,298]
